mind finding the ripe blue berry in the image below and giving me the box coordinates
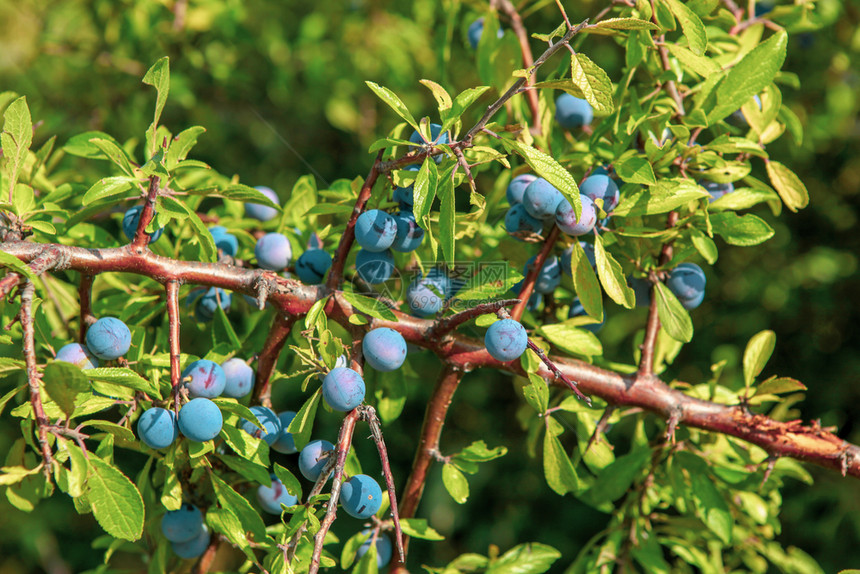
[355,210,397,252]
[391,211,425,253]
[257,476,298,514]
[363,328,407,372]
[406,273,448,317]
[182,360,226,399]
[221,358,254,399]
[467,17,504,49]
[392,165,421,207]
[55,342,99,370]
[569,298,604,333]
[178,398,223,442]
[255,233,292,271]
[410,124,450,163]
[579,174,620,213]
[240,406,282,446]
[194,287,231,322]
[122,205,163,243]
[556,195,597,236]
[322,367,366,412]
[629,276,652,308]
[341,474,383,519]
[667,263,706,309]
[85,317,131,361]
[161,503,204,543]
[299,439,335,482]
[355,249,395,284]
[172,526,210,559]
[271,411,298,454]
[700,180,734,203]
[504,204,544,240]
[357,530,393,568]
[555,94,594,129]
[245,186,280,221]
[506,174,537,205]
[137,407,178,449]
[209,226,238,257]
[295,249,333,284]
[523,178,564,221]
[484,318,528,362]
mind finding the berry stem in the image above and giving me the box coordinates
[526,339,592,406]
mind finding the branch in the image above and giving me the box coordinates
[0,246,67,303]
[78,273,95,343]
[392,365,464,572]
[252,313,296,408]
[498,0,541,135]
[5,240,860,478]
[166,280,182,411]
[20,281,53,479]
[511,226,560,320]
[526,339,591,406]
[131,175,161,250]
[638,210,679,376]
[430,299,521,339]
[648,0,685,115]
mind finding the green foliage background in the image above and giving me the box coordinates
[0,0,858,571]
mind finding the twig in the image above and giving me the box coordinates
[511,226,561,320]
[131,175,161,250]
[430,299,521,339]
[648,0,685,116]
[166,280,182,411]
[584,406,615,454]
[21,281,53,479]
[498,0,541,133]
[78,273,95,343]
[252,313,296,408]
[526,339,592,406]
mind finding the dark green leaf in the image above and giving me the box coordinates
[690,473,732,544]
[218,453,271,486]
[210,473,268,541]
[543,430,580,495]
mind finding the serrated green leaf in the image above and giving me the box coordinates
[455,440,508,462]
[613,179,709,217]
[2,97,32,195]
[766,161,809,212]
[570,53,614,115]
[709,212,774,246]
[420,79,452,112]
[654,281,693,343]
[754,376,806,397]
[210,473,268,542]
[286,388,321,451]
[523,373,549,414]
[690,473,732,544]
[454,264,521,303]
[218,453,272,486]
[340,291,397,322]
[85,368,160,398]
[220,425,270,467]
[142,57,170,155]
[594,234,634,309]
[539,324,603,358]
[64,441,89,498]
[614,154,656,185]
[81,177,137,206]
[365,82,418,131]
[590,18,659,31]
[273,463,302,500]
[569,242,602,320]
[42,362,91,417]
[667,44,721,76]
[166,126,206,169]
[442,463,469,504]
[690,228,718,264]
[542,430,580,495]
[170,197,217,262]
[88,138,135,176]
[662,0,708,55]
[413,158,438,224]
[86,455,144,541]
[501,139,580,220]
[743,329,776,387]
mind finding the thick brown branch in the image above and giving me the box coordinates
[20,282,53,479]
[392,365,464,572]
[166,280,182,411]
[252,313,296,408]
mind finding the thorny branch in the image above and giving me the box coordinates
[20,281,53,479]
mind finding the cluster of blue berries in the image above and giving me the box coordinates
[161,504,210,559]
[55,316,132,371]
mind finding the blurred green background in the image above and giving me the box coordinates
[1,0,859,571]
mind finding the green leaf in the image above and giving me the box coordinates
[613,154,656,185]
[662,0,708,55]
[142,57,170,154]
[522,373,549,414]
[653,282,693,343]
[0,465,43,486]
[0,385,22,416]
[594,234,634,309]
[82,420,135,442]
[86,455,144,541]
[85,368,160,398]
[88,138,135,176]
[81,176,137,206]
[709,212,775,246]
[438,173,455,264]
[166,126,206,169]
[709,31,787,123]
[420,79,452,112]
[570,53,614,115]
[1,97,33,195]
[218,453,271,488]
[340,291,397,322]
[454,263,521,303]
[589,18,659,31]
[413,158,438,224]
[63,131,125,159]
[690,473,732,544]
[766,161,809,212]
[542,430,580,495]
[365,81,419,131]
[442,463,469,504]
[273,463,303,500]
[539,324,603,358]
[613,179,709,217]
[666,44,721,76]
[167,197,218,262]
[220,425,270,467]
[210,473,268,541]
[399,518,445,540]
[455,440,508,463]
[445,86,491,130]
[286,388,322,452]
[743,329,776,387]
[487,542,561,574]
[581,449,650,507]
[754,376,806,397]
[689,228,718,264]
[0,250,34,280]
[64,441,89,498]
[501,139,580,219]
[189,183,282,210]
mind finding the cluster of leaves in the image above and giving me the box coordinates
[0,0,852,572]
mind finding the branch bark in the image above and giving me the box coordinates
[252,313,296,408]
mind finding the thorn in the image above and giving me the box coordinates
[664,407,682,443]
[759,455,778,491]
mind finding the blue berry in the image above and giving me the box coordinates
[569,298,604,333]
[355,249,395,284]
[392,165,421,207]
[579,175,620,213]
[523,178,564,221]
[667,263,706,309]
[504,203,544,240]
[355,210,397,252]
[55,342,99,370]
[255,233,292,271]
[257,476,298,514]
[357,530,393,568]
[209,226,238,257]
[524,255,562,294]
[341,474,383,519]
[295,249,333,284]
[484,318,528,362]
[555,94,594,129]
[178,398,223,442]
[240,406,282,446]
[271,411,298,454]
[560,241,596,277]
[137,407,178,449]
[700,180,734,203]
[506,174,537,205]
[322,367,366,412]
[299,439,335,482]
[629,276,652,308]
[406,273,448,317]
[556,195,597,236]
[245,186,280,221]
[391,211,425,252]
[221,358,254,398]
[194,287,231,322]
[182,360,226,399]
[409,124,450,163]
[85,317,131,361]
[172,526,210,559]
[467,17,504,49]
[161,503,204,543]
[122,205,163,243]
[363,328,407,372]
